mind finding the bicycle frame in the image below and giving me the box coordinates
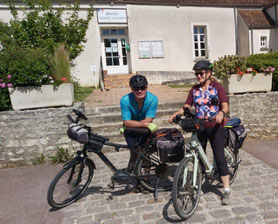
[182,132,233,189]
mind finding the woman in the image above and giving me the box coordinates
[168,60,230,206]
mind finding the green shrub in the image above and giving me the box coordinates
[213,55,247,79]
[50,147,74,164]
[0,46,53,87]
[247,52,278,91]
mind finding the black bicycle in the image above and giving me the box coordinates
[47,109,176,209]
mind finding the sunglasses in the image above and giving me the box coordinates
[195,71,206,77]
[133,86,147,91]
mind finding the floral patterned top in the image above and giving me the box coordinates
[185,82,228,127]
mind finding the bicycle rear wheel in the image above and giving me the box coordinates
[47,159,94,209]
[172,156,202,220]
[225,146,239,185]
[135,148,176,192]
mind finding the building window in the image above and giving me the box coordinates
[193,26,207,58]
[260,36,267,48]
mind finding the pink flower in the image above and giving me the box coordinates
[266,68,270,72]
[7,83,13,87]
[7,74,11,79]
[271,68,275,72]
[61,77,67,82]
[0,83,6,88]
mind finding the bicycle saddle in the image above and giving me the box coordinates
[125,127,151,137]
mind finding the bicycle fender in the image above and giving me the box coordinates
[63,157,96,169]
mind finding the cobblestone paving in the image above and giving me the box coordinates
[62,148,278,224]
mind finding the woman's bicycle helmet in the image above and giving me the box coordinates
[193,60,213,71]
[129,75,148,88]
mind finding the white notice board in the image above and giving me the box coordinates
[138,41,151,58]
[138,40,164,59]
[151,40,163,58]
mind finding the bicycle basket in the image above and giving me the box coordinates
[67,123,89,144]
[180,117,205,132]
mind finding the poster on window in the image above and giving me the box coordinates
[151,41,163,58]
[138,41,151,58]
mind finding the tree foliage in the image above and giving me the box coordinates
[8,0,93,60]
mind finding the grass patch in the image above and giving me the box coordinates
[74,86,94,102]
[50,147,74,164]
[31,153,46,165]
[169,84,194,88]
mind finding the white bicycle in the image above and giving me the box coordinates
[171,111,241,220]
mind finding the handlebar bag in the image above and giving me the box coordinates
[153,128,184,163]
[180,117,205,132]
[67,123,89,144]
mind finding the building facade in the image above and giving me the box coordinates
[0,0,277,87]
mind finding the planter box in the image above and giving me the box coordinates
[8,83,74,110]
[223,73,272,95]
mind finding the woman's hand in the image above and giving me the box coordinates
[215,111,224,124]
[168,114,176,123]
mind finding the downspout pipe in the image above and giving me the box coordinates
[250,26,254,55]
[234,6,238,55]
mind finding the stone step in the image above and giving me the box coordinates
[90,117,174,133]
[86,108,182,125]
[85,101,184,116]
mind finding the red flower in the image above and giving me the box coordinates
[238,72,244,76]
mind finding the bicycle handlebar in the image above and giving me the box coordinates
[67,109,88,124]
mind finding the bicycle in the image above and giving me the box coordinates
[171,110,241,220]
[47,109,176,209]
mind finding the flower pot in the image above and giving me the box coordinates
[222,73,273,95]
[8,83,74,110]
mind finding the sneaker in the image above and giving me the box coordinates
[221,191,230,206]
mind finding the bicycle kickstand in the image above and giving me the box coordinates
[153,178,160,201]
[108,177,115,189]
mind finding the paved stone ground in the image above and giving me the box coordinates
[84,85,190,107]
[62,147,278,224]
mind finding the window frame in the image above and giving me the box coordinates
[260,36,267,49]
[191,23,210,61]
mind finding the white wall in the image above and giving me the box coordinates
[127,5,236,73]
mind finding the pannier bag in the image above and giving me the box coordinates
[225,124,247,150]
[180,117,205,132]
[87,134,106,152]
[153,128,185,163]
[67,123,89,144]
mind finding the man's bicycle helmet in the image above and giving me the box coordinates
[193,60,213,71]
[129,75,148,88]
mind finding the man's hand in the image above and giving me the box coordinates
[119,127,126,134]
[147,123,158,133]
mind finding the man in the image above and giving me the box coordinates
[120,74,158,146]
[120,75,158,191]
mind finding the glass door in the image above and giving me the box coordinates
[101,29,129,74]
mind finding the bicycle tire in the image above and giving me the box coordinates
[47,159,94,209]
[135,148,176,192]
[225,146,239,185]
[172,156,202,220]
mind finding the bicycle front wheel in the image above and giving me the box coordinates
[172,156,202,220]
[225,146,239,185]
[135,148,176,192]
[47,159,94,209]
